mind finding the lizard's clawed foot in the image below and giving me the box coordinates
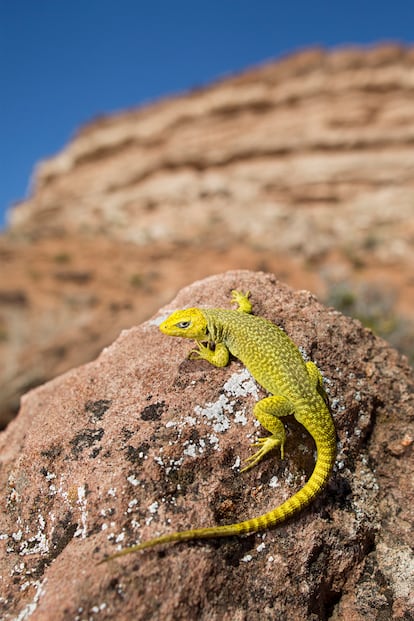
[231,290,252,314]
[189,342,210,361]
[189,341,229,367]
[240,436,284,473]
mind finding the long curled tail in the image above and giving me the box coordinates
[99,444,335,564]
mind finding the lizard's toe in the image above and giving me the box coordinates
[240,437,283,473]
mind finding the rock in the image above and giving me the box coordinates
[0,271,413,620]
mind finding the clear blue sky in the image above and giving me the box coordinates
[1,1,413,229]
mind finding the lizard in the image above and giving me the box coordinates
[101,290,336,562]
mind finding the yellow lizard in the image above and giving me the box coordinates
[102,290,336,562]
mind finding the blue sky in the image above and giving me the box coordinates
[1,1,413,230]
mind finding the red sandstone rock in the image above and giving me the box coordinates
[0,271,413,620]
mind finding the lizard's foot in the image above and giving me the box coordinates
[240,436,284,473]
[189,342,210,361]
[189,341,230,367]
[231,290,252,314]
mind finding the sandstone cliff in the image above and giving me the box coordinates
[9,45,414,258]
[1,44,414,426]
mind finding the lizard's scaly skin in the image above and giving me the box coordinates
[102,291,336,562]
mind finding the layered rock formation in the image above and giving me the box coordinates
[0,272,413,620]
[1,44,414,426]
[8,45,414,259]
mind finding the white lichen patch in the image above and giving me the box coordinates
[115,532,125,544]
[104,522,118,541]
[14,579,47,621]
[3,514,47,561]
[74,601,107,621]
[144,501,160,526]
[224,368,260,399]
[166,415,197,430]
[127,498,138,511]
[90,602,107,615]
[183,442,198,458]
[376,542,414,605]
[148,501,159,514]
[153,456,163,470]
[17,514,49,556]
[74,485,88,539]
[285,471,300,488]
[127,475,140,486]
[232,456,241,470]
[11,561,26,575]
[195,393,232,433]
[194,368,259,437]
[4,475,102,571]
[153,449,185,475]
[234,411,248,425]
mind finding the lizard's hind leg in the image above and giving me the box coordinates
[306,361,329,406]
[241,395,294,472]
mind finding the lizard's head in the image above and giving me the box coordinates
[159,308,208,340]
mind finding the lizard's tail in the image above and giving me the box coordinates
[99,441,335,564]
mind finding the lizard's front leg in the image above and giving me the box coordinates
[189,341,230,367]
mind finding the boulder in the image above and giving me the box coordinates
[0,271,413,620]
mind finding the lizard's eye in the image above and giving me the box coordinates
[176,321,191,329]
